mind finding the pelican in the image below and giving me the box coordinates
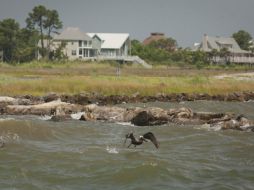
[124,132,159,149]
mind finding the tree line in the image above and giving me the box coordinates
[0,5,253,65]
[0,5,62,63]
[131,30,254,67]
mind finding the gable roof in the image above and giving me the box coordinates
[54,27,92,41]
[200,35,249,54]
[87,33,129,49]
[143,32,166,45]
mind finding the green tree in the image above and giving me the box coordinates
[0,18,19,62]
[232,30,252,50]
[207,49,219,63]
[149,38,177,52]
[26,5,48,57]
[14,28,39,62]
[50,41,67,60]
[219,47,230,64]
[131,39,170,63]
[26,5,62,59]
[44,9,62,57]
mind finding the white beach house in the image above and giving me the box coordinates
[38,27,131,60]
[194,34,254,64]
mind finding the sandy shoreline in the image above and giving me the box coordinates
[214,72,254,81]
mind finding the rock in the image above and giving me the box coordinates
[6,100,83,115]
[194,112,225,121]
[131,108,169,126]
[79,112,95,121]
[0,96,16,104]
[221,120,239,130]
[245,126,254,132]
[168,107,193,119]
[131,111,153,126]
[50,114,72,122]
[123,107,142,122]
[43,93,59,102]
[84,105,126,122]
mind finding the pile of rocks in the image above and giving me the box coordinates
[1,96,253,132]
[10,91,254,106]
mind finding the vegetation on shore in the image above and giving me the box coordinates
[0,5,254,97]
[1,61,254,97]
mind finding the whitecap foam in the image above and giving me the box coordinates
[71,112,85,120]
[0,132,20,143]
[0,118,15,122]
[116,122,135,127]
[195,123,222,131]
[142,162,158,167]
[194,123,210,130]
[39,115,52,121]
[106,146,119,154]
[209,124,222,131]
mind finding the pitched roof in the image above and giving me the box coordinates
[54,27,92,41]
[143,33,166,45]
[200,35,249,53]
[87,33,129,49]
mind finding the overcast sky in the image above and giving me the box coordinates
[0,0,253,47]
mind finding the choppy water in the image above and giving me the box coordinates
[0,101,254,190]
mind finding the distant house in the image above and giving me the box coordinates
[37,27,152,68]
[53,27,99,59]
[194,34,254,64]
[87,33,130,57]
[143,32,166,45]
[38,27,131,60]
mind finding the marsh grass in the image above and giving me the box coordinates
[1,61,254,96]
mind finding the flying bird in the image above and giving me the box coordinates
[124,132,159,149]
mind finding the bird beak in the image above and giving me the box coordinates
[123,137,127,146]
[123,134,128,146]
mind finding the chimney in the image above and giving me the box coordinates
[151,32,165,36]
[202,34,208,51]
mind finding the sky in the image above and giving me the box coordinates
[0,0,253,47]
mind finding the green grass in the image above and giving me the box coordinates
[0,61,254,96]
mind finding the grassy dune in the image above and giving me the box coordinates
[0,61,254,96]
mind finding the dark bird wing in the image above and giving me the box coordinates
[143,132,159,148]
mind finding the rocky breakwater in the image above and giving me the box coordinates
[80,105,254,131]
[1,96,253,132]
[10,91,254,106]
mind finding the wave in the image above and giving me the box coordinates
[0,118,15,122]
[38,115,52,121]
[0,131,20,143]
[71,112,85,120]
[194,123,222,131]
[106,146,119,154]
[116,122,135,127]
[37,112,85,121]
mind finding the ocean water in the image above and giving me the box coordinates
[0,101,254,190]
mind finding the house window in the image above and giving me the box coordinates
[71,42,74,45]
[79,48,82,56]
[72,50,76,56]
[84,41,87,47]
[79,40,82,47]
[88,41,92,46]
